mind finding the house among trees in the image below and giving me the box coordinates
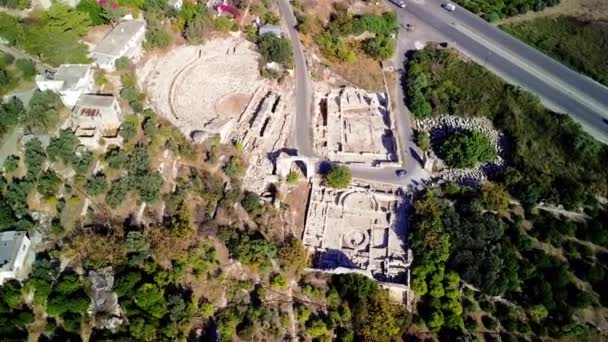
[0,231,32,285]
[259,24,282,38]
[91,20,146,70]
[35,64,95,108]
[70,94,123,149]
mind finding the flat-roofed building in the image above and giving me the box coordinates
[35,64,95,108]
[71,95,123,149]
[91,20,146,70]
[0,231,32,285]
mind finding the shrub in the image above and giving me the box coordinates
[257,33,293,66]
[286,171,299,184]
[440,130,496,168]
[114,56,130,70]
[86,173,108,196]
[15,59,36,80]
[4,155,19,173]
[325,165,351,189]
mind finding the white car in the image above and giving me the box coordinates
[443,3,456,11]
[398,1,406,8]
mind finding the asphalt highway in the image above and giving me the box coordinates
[393,0,608,143]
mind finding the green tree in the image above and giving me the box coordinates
[240,191,261,214]
[362,36,395,60]
[46,129,78,163]
[144,11,173,49]
[440,130,496,168]
[286,171,299,184]
[105,146,129,169]
[15,59,35,80]
[133,283,168,319]
[223,157,246,178]
[37,170,62,197]
[119,121,138,141]
[76,0,108,25]
[257,33,293,66]
[114,56,130,70]
[86,173,108,196]
[185,14,212,45]
[325,165,351,189]
[481,182,510,211]
[23,90,63,132]
[415,131,431,152]
[4,155,19,173]
[24,138,46,178]
[106,178,129,208]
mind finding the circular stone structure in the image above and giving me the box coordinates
[137,38,263,135]
[343,230,369,250]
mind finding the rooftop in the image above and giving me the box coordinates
[259,24,282,36]
[75,94,117,109]
[0,231,27,272]
[92,20,145,57]
[43,64,92,90]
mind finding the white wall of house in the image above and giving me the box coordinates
[0,235,31,285]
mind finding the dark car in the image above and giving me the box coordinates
[396,169,407,177]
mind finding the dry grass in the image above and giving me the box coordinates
[498,0,608,24]
[328,55,385,91]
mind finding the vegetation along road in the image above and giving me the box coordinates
[389,0,608,143]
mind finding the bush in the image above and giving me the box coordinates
[15,59,36,80]
[4,155,19,173]
[286,171,299,184]
[440,130,496,168]
[362,35,395,60]
[257,33,293,66]
[114,56,130,70]
[86,173,108,196]
[223,157,246,178]
[241,191,261,214]
[481,315,498,330]
[325,165,351,189]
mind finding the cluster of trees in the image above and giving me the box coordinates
[0,4,91,66]
[440,130,496,168]
[406,46,608,209]
[453,0,560,21]
[409,193,463,331]
[103,144,164,205]
[502,16,608,87]
[0,280,34,339]
[0,53,35,96]
[308,10,398,63]
[410,185,600,338]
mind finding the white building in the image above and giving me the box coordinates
[71,95,123,149]
[0,231,32,285]
[91,20,146,70]
[35,64,95,108]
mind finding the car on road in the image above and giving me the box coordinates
[396,169,407,177]
[405,23,416,31]
[393,0,406,8]
[443,3,456,11]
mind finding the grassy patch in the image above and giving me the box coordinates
[501,16,608,86]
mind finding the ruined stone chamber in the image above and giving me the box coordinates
[313,86,400,166]
[302,181,412,285]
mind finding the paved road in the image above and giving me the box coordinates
[278,0,430,187]
[390,0,608,143]
[277,0,314,157]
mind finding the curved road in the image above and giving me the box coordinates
[277,0,429,186]
[279,0,608,186]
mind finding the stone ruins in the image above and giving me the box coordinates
[302,181,412,288]
[232,88,294,192]
[313,86,399,166]
[416,115,507,185]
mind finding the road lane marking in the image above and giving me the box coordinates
[452,22,608,119]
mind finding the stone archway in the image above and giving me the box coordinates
[275,154,317,181]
